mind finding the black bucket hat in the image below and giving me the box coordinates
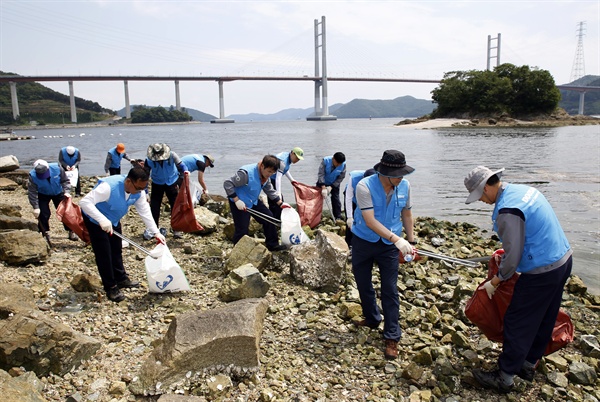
[373,150,414,178]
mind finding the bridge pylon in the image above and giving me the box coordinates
[307,16,337,121]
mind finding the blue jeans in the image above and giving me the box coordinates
[351,236,401,341]
[499,256,572,374]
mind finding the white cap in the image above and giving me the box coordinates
[66,146,76,155]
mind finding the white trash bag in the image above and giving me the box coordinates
[281,207,309,246]
[65,169,78,187]
[145,243,190,293]
[189,179,203,207]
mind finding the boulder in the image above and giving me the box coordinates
[0,284,102,376]
[0,178,18,191]
[289,229,348,292]
[0,155,19,173]
[0,203,22,217]
[0,369,47,402]
[225,235,271,274]
[130,298,269,395]
[194,206,220,235]
[70,273,103,293]
[0,229,49,265]
[0,214,38,231]
[219,263,270,302]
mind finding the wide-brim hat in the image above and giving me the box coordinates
[147,143,171,162]
[204,154,215,168]
[464,165,505,204]
[33,159,50,179]
[373,150,414,178]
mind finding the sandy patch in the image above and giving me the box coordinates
[396,118,470,129]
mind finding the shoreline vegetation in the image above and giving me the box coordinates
[0,174,598,401]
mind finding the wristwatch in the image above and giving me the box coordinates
[409,240,418,245]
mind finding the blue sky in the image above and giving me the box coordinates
[1,1,598,116]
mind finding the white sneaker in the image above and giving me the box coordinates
[173,230,183,239]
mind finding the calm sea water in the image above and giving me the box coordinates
[4,118,600,294]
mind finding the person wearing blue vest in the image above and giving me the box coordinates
[344,168,376,247]
[351,150,417,361]
[104,143,131,176]
[58,145,82,196]
[27,159,75,243]
[80,167,166,303]
[177,153,215,197]
[317,152,347,220]
[144,143,188,239]
[223,155,290,252]
[268,147,303,220]
[464,166,573,393]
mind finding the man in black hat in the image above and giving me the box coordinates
[351,150,417,360]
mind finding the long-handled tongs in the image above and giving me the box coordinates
[416,249,481,268]
[246,208,282,227]
[112,231,158,259]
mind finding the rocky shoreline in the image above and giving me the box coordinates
[0,174,599,402]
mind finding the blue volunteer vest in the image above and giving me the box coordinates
[182,154,203,172]
[61,147,79,167]
[232,163,268,208]
[29,163,64,196]
[492,183,570,273]
[348,170,366,204]
[323,156,345,185]
[270,151,291,179]
[108,147,124,169]
[146,157,179,185]
[89,175,141,226]
[352,175,409,244]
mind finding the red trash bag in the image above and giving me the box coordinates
[292,182,323,229]
[171,174,204,233]
[56,197,90,244]
[464,249,573,355]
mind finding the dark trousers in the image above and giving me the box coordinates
[318,182,342,220]
[109,167,121,176]
[351,236,401,341]
[268,178,283,220]
[345,199,356,246]
[229,200,279,249]
[83,215,128,291]
[37,192,68,233]
[73,167,81,195]
[499,256,573,375]
[150,182,179,227]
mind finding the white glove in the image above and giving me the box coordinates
[346,217,353,229]
[155,232,166,244]
[184,171,190,176]
[99,219,113,234]
[64,193,71,198]
[33,208,40,219]
[321,188,328,197]
[280,202,291,209]
[394,237,413,256]
[235,199,247,211]
[204,189,209,195]
[481,281,497,299]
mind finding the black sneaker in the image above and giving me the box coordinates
[517,364,536,382]
[106,286,125,303]
[472,368,514,394]
[159,228,167,237]
[267,244,288,252]
[117,278,141,289]
[68,231,79,241]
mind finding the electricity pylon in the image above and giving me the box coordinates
[570,21,586,83]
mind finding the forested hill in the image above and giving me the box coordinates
[559,75,600,115]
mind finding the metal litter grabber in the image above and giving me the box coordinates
[413,249,481,268]
[112,231,158,259]
[246,208,282,227]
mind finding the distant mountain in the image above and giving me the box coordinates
[559,75,600,115]
[227,104,343,122]
[116,106,217,122]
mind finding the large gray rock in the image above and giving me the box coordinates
[0,369,47,402]
[0,284,102,376]
[0,155,19,173]
[0,229,49,265]
[568,361,598,385]
[289,229,348,292]
[225,235,271,274]
[219,263,270,302]
[0,214,38,231]
[130,298,269,396]
[194,206,220,234]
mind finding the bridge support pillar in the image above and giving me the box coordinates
[124,81,131,119]
[578,91,585,115]
[9,82,19,120]
[68,81,77,123]
[307,16,337,121]
[175,80,181,111]
[211,80,234,123]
